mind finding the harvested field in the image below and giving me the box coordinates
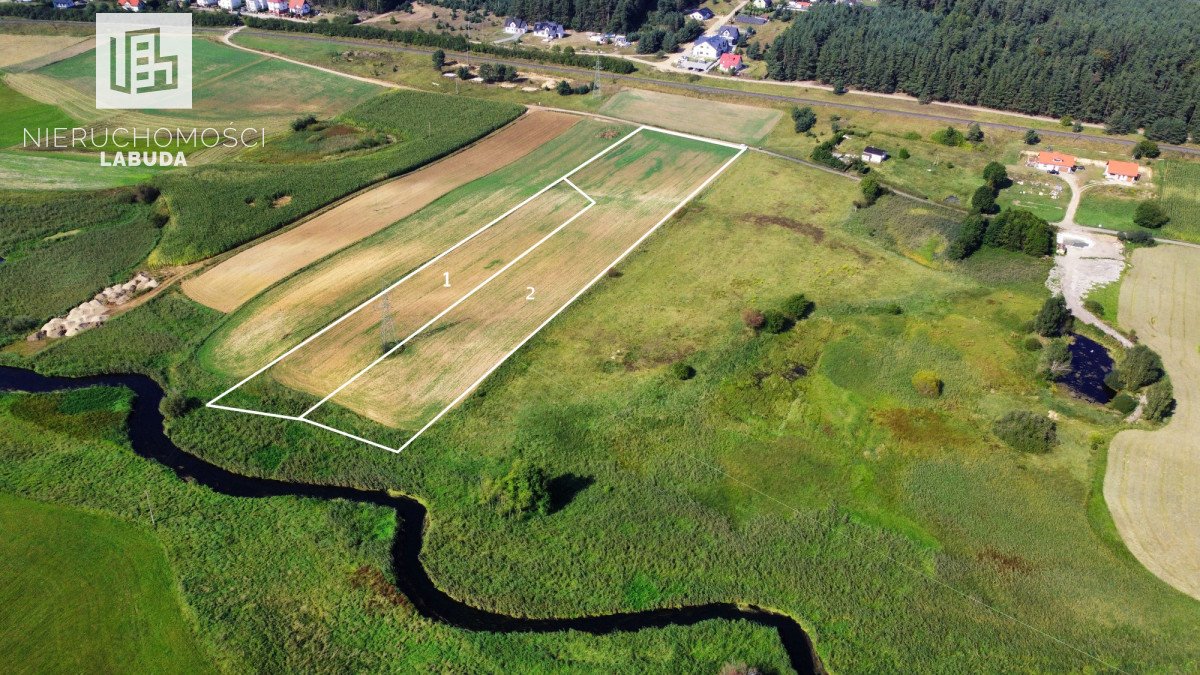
[310,131,740,432]
[599,89,782,145]
[1105,245,1200,601]
[183,111,579,312]
[204,120,631,378]
[0,35,88,70]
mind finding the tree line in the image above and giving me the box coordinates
[767,0,1200,137]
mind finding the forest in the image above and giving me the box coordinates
[767,0,1200,135]
[428,0,690,35]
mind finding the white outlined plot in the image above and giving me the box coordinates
[208,125,746,453]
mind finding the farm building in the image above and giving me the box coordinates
[862,146,888,163]
[117,0,141,11]
[533,21,565,39]
[218,0,242,9]
[691,36,730,60]
[688,7,715,20]
[1033,151,1076,173]
[503,18,528,34]
[718,53,743,73]
[717,25,740,42]
[1105,160,1141,183]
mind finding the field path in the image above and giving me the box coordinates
[1105,245,1200,601]
[184,110,580,312]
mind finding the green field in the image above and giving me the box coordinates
[0,487,211,673]
[0,78,74,148]
[1076,184,1144,230]
[0,149,156,189]
[598,89,782,144]
[1158,160,1200,241]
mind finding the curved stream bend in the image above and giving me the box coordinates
[0,366,821,674]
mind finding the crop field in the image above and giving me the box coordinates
[0,491,212,673]
[1107,245,1200,600]
[184,111,580,313]
[599,89,782,145]
[1156,160,1200,242]
[10,38,380,133]
[207,127,742,449]
[0,33,87,70]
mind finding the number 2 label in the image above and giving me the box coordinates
[526,287,536,301]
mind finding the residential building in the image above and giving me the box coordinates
[734,14,768,25]
[218,0,243,10]
[533,21,565,39]
[266,0,286,12]
[503,18,528,34]
[718,53,743,73]
[117,0,141,11]
[786,1,812,10]
[288,0,309,15]
[244,0,269,11]
[717,25,740,43]
[691,35,730,60]
[752,0,772,8]
[53,0,75,8]
[1105,160,1141,183]
[1033,151,1076,173]
[688,7,715,21]
[862,146,889,163]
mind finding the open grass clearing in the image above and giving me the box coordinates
[1075,183,1149,230]
[1106,245,1200,600]
[0,149,155,189]
[0,492,213,673]
[996,167,1069,223]
[0,33,87,70]
[202,119,630,379]
[0,78,74,148]
[599,89,782,145]
[183,111,580,313]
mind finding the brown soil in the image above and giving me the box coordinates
[747,214,826,243]
[270,195,293,208]
[182,111,580,313]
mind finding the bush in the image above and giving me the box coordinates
[130,184,160,204]
[791,106,816,133]
[669,362,696,381]
[781,293,813,320]
[1132,139,1160,159]
[556,80,573,95]
[946,214,987,260]
[1110,393,1138,415]
[965,122,984,143]
[1023,129,1040,145]
[162,393,197,418]
[896,148,910,160]
[970,185,997,214]
[1023,336,1043,351]
[911,370,943,398]
[1118,229,1153,244]
[985,208,1055,256]
[1133,201,1170,229]
[1038,339,1072,377]
[1143,379,1175,422]
[1116,344,1164,390]
[982,161,1009,188]
[481,460,550,519]
[859,176,885,207]
[1083,299,1103,315]
[761,309,789,334]
[741,308,765,330]
[993,410,1057,453]
[931,126,964,146]
[1034,295,1072,337]
[291,115,318,132]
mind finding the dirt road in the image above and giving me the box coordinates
[1105,245,1200,601]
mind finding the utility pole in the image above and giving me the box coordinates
[379,287,396,354]
[593,56,601,97]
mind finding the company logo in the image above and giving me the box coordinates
[96,14,191,109]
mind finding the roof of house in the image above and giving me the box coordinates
[694,35,729,51]
[734,14,768,24]
[1106,160,1140,178]
[718,53,742,69]
[119,0,141,6]
[505,17,527,27]
[1035,151,1075,168]
[718,25,740,39]
[288,0,307,8]
[690,7,715,18]
[863,146,888,157]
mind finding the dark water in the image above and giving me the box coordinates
[1058,334,1116,404]
[0,366,822,674]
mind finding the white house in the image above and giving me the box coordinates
[218,0,243,10]
[862,146,889,163]
[688,7,715,21]
[690,35,729,61]
[1033,151,1076,173]
[266,0,286,11]
[613,35,630,47]
[287,0,310,14]
[1105,160,1140,184]
[244,0,268,10]
[504,18,528,34]
[752,0,772,8]
[194,0,216,5]
[716,25,740,43]
[786,1,812,11]
[533,21,565,39]
[117,0,141,11]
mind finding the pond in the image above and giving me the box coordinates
[1058,334,1116,404]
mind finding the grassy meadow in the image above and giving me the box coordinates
[0,489,212,673]
[16,150,1199,671]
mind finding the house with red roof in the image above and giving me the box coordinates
[1105,160,1141,184]
[117,0,141,11]
[718,53,742,74]
[1033,151,1076,173]
[288,0,310,14]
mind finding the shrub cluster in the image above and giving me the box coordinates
[993,410,1057,453]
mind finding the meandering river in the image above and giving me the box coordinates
[0,365,822,674]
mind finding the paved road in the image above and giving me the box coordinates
[220,28,1200,158]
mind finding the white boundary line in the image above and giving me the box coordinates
[207,125,745,452]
